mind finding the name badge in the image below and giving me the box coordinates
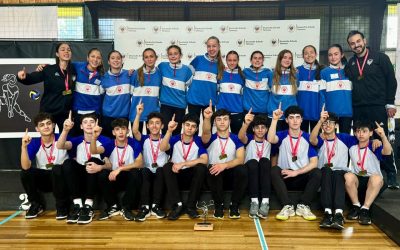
[330,73,339,79]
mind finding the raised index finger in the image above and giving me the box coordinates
[322,103,325,112]
[278,102,282,110]
[68,110,72,120]
[375,121,381,128]
[171,113,175,122]
[209,99,212,109]
[25,128,28,135]
[95,119,99,127]
[248,107,252,114]
[139,98,142,105]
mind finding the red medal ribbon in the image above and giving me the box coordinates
[83,140,91,160]
[357,144,368,171]
[181,135,194,161]
[115,139,128,167]
[325,137,337,164]
[289,131,302,159]
[356,50,369,79]
[255,139,266,160]
[149,136,161,164]
[59,66,69,91]
[218,133,230,156]
[41,136,55,164]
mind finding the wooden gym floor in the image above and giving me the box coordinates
[0,210,397,249]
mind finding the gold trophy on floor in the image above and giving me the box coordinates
[194,200,214,231]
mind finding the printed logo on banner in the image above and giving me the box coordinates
[137,40,143,47]
[119,26,128,33]
[237,39,244,47]
[271,38,279,47]
[170,40,177,45]
[221,54,226,59]
[186,26,193,33]
[288,24,296,33]
[187,53,195,60]
[153,26,160,33]
[254,25,261,33]
[220,25,227,33]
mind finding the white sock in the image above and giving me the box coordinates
[84,199,93,207]
[177,202,182,207]
[73,198,82,207]
[324,208,332,214]
[261,198,269,204]
[361,206,369,210]
[353,202,361,207]
[335,209,343,214]
[152,203,156,208]
[251,198,259,203]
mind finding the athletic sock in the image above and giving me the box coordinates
[261,198,269,204]
[251,198,259,203]
[324,208,332,214]
[73,198,83,207]
[84,199,93,207]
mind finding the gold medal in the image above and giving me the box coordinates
[219,154,227,160]
[62,89,72,95]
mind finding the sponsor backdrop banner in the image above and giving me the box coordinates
[114,20,320,70]
[396,3,400,105]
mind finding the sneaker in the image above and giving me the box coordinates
[229,204,240,219]
[66,204,81,223]
[258,202,270,219]
[358,208,372,225]
[151,204,166,219]
[121,207,135,221]
[56,207,68,220]
[249,202,259,218]
[319,212,333,228]
[276,205,295,221]
[186,207,200,219]
[296,204,316,221]
[213,204,224,219]
[347,205,360,220]
[135,206,150,222]
[25,203,44,219]
[98,205,121,221]
[78,205,94,224]
[167,204,184,221]
[331,213,345,230]
[387,173,400,189]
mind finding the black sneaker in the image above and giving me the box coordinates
[167,204,183,220]
[135,206,150,222]
[186,207,200,219]
[151,204,166,219]
[98,205,120,221]
[121,207,135,221]
[78,205,94,224]
[25,203,44,219]
[319,212,333,228]
[213,204,224,219]
[387,172,400,190]
[56,207,68,220]
[229,204,240,219]
[358,208,371,225]
[331,213,345,230]
[347,205,360,220]
[67,204,81,223]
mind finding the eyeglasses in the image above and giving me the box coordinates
[322,121,336,126]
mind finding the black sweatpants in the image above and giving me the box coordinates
[98,169,141,209]
[320,167,346,210]
[20,166,69,210]
[271,166,321,206]
[207,164,248,206]
[163,162,207,209]
[161,104,186,136]
[246,158,271,198]
[139,167,164,206]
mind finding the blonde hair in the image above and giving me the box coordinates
[206,36,224,81]
[137,48,157,87]
[272,49,297,94]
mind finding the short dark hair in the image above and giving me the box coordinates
[34,112,54,126]
[212,109,231,121]
[147,112,164,124]
[182,113,199,127]
[326,112,339,123]
[80,113,97,124]
[111,118,129,129]
[347,30,365,42]
[284,106,303,118]
[252,115,269,128]
[353,120,373,131]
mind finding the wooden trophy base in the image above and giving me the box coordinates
[194,222,214,231]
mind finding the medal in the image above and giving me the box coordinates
[289,131,302,163]
[292,156,297,162]
[358,170,367,176]
[357,75,363,81]
[355,50,369,81]
[149,136,161,169]
[255,139,266,160]
[324,163,333,168]
[116,139,128,167]
[356,144,368,177]
[151,163,158,168]
[59,66,71,96]
[217,133,230,161]
[219,153,227,160]
[325,137,337,169]
[181,135,194,161]
[62,89,72,95]
[41,136,55,167]
[45,163,54,169]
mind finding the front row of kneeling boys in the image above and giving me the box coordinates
[20,102,391,230]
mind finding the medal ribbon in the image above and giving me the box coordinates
[356,50,369,79]
[41,136,55,164]
[149,136,161,164]
[289,131,302,159]
[115,139,128,167]
[59,66,69,92]
[255,140,266,160]
[181,135,194,161]
[357,144,368,171]
[325,137,337,164]
[218,133,230,156]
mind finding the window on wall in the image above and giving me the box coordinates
[386,4,397,49]
[58,6,84,40]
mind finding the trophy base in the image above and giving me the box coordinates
[194,222,214,231]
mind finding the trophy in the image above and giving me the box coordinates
[194,200,214,231]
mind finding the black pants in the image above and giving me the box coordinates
[20,166,69,210]
[163,162,207,209]
[229,113,244,135]
[207,164,248,206]
[320,167,346,210]
[140,167,164,206]
[301,120,318,133]
[246,158,271,198]
[161,104,186,136]
[98,169,141,209]
[271,166,321,206]
[63,159,99,200]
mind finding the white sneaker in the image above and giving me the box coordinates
[276,205,295,221]
[295,204,316,221]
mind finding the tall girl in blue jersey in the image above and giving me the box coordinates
[268,49,298,131]
[320,44,352,133]
[159,45,193,135]
[129,48,162,133]
[101,50,132,138]
[216,50,245,134]
[187,36,225,119]
[296,45,325,133]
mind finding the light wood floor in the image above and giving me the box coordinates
[0,210,397,249]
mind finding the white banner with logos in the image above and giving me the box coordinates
[396,3,400,105]
[114,20,320,70]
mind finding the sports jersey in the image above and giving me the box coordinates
[141,134,169,173]
[68,135,111,165]
[349,142,383,177]
[268,70,298,119]
[244,134,271,163]
[217,68,244,113]
[242,66,272,114]
[169,135,207,169]
[205,133,244,164]
[102,137,142,170]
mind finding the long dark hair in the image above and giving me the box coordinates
[328,44,347,66]
[87,48,105,76]
[302,45,325,80]
[55,42,75,89]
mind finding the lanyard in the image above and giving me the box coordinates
[83,140,91,160]
[149,136,161,164]
[255,140,266,159]
[115,139,128,167]
[181,135,194,161]
[356,50,369,78]
[288,131,302,158]
[59,66,69,91]
[325,137,337,164]
[218,133,230,155]
[41,136,55,164]
[357,144,368,171]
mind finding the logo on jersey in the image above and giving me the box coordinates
[228,84,235,91]
[146,88,152,94]
[85,85,91,93]
[255,82,260,89]
[306,83,311,89]
[207,73,212,80]
[170,80,176,87]
[281,86,288,93]
[117,86,123,93]
[367,59,373,65]
[338,81,343,88]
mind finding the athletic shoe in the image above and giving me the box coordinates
[347,205,360,220]
[276,205,295,221]
[186,207,200,219]
[25,203,44,219]
[167,204,183,221]
[358,208,372,225]
[331,213,345,230]
[229,204,240,219]
[258,203,270,219]
[135,206,150,222]
[56,207,68,220]
[213,204,224,219]
[66,204,81,223]
[121,207,135,221]
[151,204,166,219]
[387,173,400,189]
[319,212,333,228]
[78,204,94,224]
[295,204,316,221]
[249,202,259,218]
[98,205,120,221]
